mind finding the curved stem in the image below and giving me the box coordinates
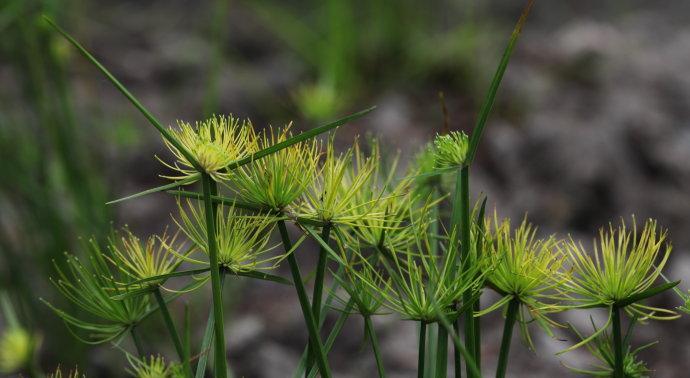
[612,306,624,378]
[364,315,385,378]
[495,298,519,378]
[130,326,145,357]
[418,322,426,378]
[278,220,332,378]
[306,223,332,376]
[153,289,186,365]
[201,173,227,378]
[453,319,462,378]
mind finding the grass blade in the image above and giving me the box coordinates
[231,270,292,286]
[107,175,199,205]
[42,17,202,171]
[224,106,376,171]
[466,0,535,163]
[615,281,680,308]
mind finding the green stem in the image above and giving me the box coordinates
[305,299,354,378]
[364,315,385,378]
[453,318,462,378]
[418,322,426,378]
[195,273,226,378]
[201,173,228,378]
[459,167,478,378]
[130,326,145,357]
[153,289,186,366]
[306,223,332,375]
[612,306,624,378]
[277,220,332,378]
[495,298,519,378]
[435,323,448,378]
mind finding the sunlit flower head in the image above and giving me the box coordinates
[174,200,279,273]
[42,239,151,344]
[0,327,37,374]
[561,218,676,320]
[365,231,485,323]
[159,115,256,182]
[106,228,185,288]
[227,124,320,211]
[296,138,380,225]
[433,131,469,169]
[477,215,569,349]
[126,354,184,378]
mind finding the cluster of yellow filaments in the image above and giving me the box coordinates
[478,215,570,349]
[433,130,469,169]
[107,228,184,288]
[227,124,320,211]
[0,327,37,374]
[297,138,381,226]
[174,200,278,273]
[160,115,256,182]
[126,354,184,378]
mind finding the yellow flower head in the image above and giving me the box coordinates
[433,131,469,169]
[126,354,184,378]
[227,124,320,211]
[106,228,185,288]
[296,137,379,225]
[174,200,278,273]
[0,328,38,373]
[160,115,255,182]
[478,215,569,349]
[562,218,676,319]
[47,366,86,378]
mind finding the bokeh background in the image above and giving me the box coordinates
[2,0,690,376]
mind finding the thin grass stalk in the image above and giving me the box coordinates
[183,305,192,378]
[201,173,228,378]
[306,223,332,375]
[364,315,385,378]
[277,220,332,378]
[304,299,354,378]
[453,320,462,378]
[495,298,519,378]
[612,306,624,378]
[153,289,187,372]
[196,273,227,378]
[424,324,438,378]
[418,322,426,378]
[459,167,479,378]
[435,324,448,378]
[437,310,481,378]
[130,327,145,357]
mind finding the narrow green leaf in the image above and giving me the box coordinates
[466,0,535,163]
[168,190,263,212]
[615,281,680,308]
[124,268,211,288]
[230,270,292,286]
[224,106,376,171]
[42,17,202,171]
[107,175,199,205]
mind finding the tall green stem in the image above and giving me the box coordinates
[201,173,227,378]
[364,315,385,378]
[195,273,226,378]
[459,167,479,378]
[453,319,462,378]
[130,326,144,357]
[612,306,624,378]
[306,223,332,375]
[435,324,448,378]
[418,322,426,378]
[153,289,186,367]
[277,220,332,378]
[495,298,519,378]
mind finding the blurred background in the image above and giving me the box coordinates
[1,0,690,376]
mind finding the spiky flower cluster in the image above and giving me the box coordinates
[433,131,469,169]
[227,124,320,211]
[126,354,184,378]
[0,327,36,374]
[478,216,569,348]
[174,200,278,272]
[160,115,256,182]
